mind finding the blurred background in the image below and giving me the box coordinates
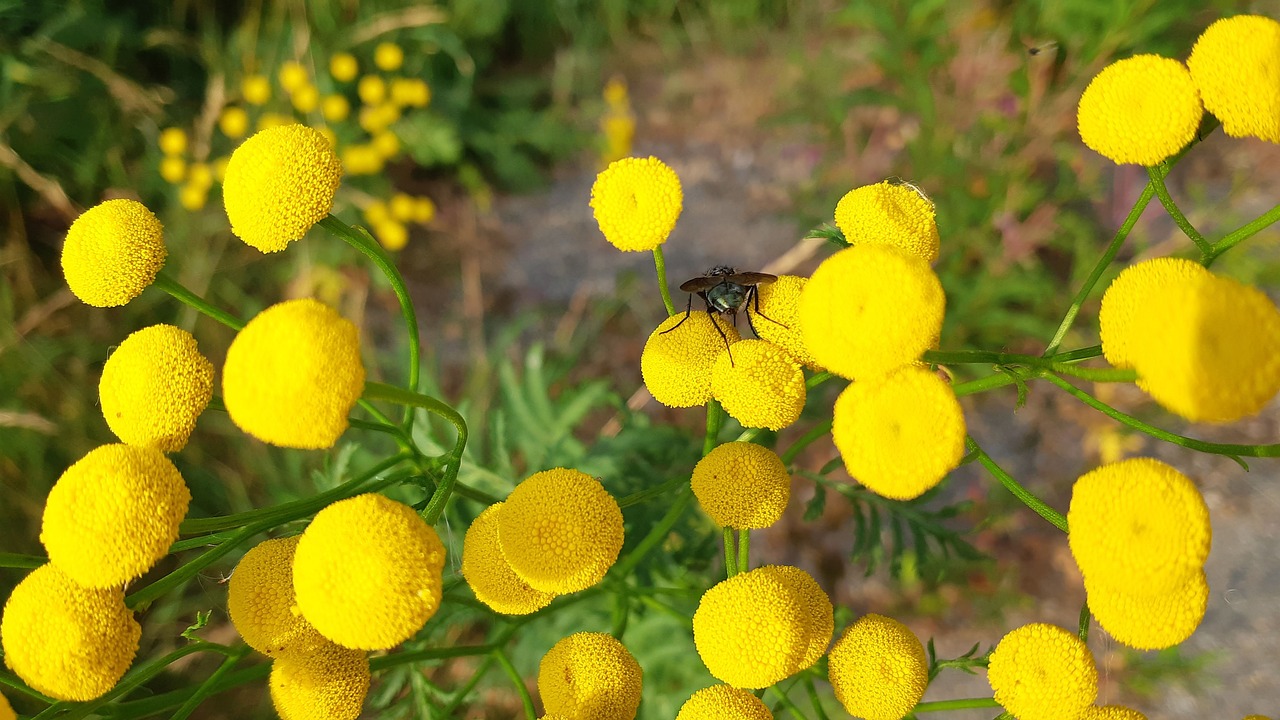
[2,0,1279,717]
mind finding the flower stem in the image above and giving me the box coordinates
[737,529,750,574]
[723,527,738,578]
[924,350,1135,383]
[492,648,536,720]
[653,246,677,316]
[168,646,250,720]
[153,273,243,330]
[1079,600,1091,643]
[968,437,1068,533]
[912,697,1001,713]
[611,487,694,579]
[1148,164,1211,258]
[1205,202,1280,267]
[781,419,832,465]
[767,685,810,720]
[0,553,44,569]
[704,399,724,456]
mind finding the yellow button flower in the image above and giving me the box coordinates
[765,565,833,671]
[589,156,683,251]
[228,536,328,658]
[834,181,940,263]
[1077,55,1203,166]
[329,53,358,82]
[291,84,321,114]
[61,199,166,308]
[375,220,409,252]
[322,94,350,123]
[461,503,556,615]
[222,298,365,449]
[642,312,741,408]
[1083,706,1147,720]
[219,106,250,139]
[41,444,190,588]
[411,196,436,224]
[711,339,805,431]
[269,643,370,720]
[242,74,272,105]
[1188,15,1280,143]
[1085,570,1207,651]
[223,124,342,252]
[372,130,401,158]
[0,693,12,720]
[374,42,404,71]
[0,564,141,701]
[390,193,416,222]
[99,324,213,452]
[749,275,821,369]
[987,623,1098,720]
[691,442,791,529]
[357,75,386,105]
[159,156,186,184]
[827,614,928,720]
[158,127,187,155]
[832,366,966,500]
[1068,458,1210,596]
[799,244,944,380]
[293,494,445,650]
[1099,257,1208,369]
[675,685,773,720]
[538,632,643,720]
[498,468,624,594]
[390,78,430,107]
[278,61,309,93]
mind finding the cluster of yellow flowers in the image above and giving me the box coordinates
[599,76,636,166]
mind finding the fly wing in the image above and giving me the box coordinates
[726,271,777,286]
[680,276,725,293]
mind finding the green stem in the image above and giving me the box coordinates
[923,350,1135,383]
[109,664,271,719]
[492,648,536,720]
[781,419,833,465]
[952,372,1019,398]
[1205,203,1280,266]
[1079,600,1091,643]
[618,474,687,508]
[611,488,694,579]
[737,529,750,574]
[1048,345,1103,362]
[653,246,677,316]
[153,273,244,330]
[913,698,1001,713]
[1148,164,1211,258]
[803,676,832,720]
[0,553,45,569]
[168,646,250,720]
[724,527,738,578]
[441,656,495,716]
[768,685,810,720]
[703,399,724,456]
[369,643,503,671]
[968,438,1068,533]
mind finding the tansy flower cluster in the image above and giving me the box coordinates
[537,632,643,720]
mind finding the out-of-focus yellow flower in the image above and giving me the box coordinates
[294,494,445,650]
[1099,257,1208,369]
[389,78,430,107]
[1086,570,1207,650]
[750,275,820,369]
[538,632,643,720]
[61,199,166,307]
[269,643,370,720]
[242,74,272,105]
[158,127,187,155]
[187,163,213,188]
[179,183,207,210]
[219,106,250,139]
[462,503,556,615]
[257,112,296,131]
[321,94,350,122]
[374,221,408,251]
[291,84,320,114]
[411,196,436,224]
[834,181,940,263]
[600,113,636,166]
[641,312,741,408]
[228,536,328,658]
[363,200,390,226]
[342,144,383,175]
[372,130,401,158]
[827,614,928,720]
[278,61,309,94]
[389,193,415,222]
[99,324,213,452]
[1188,15,1280,143]
[1077,55,1203,166]
[213,156,230,182]
[329,53,358,83]
[590,156,683,251]
[1082,706,1148,720]
[222,298,365,449]
[987,623,1098,720]
[711,339,805,431]
[159,155,186,184]
[604,77,629,108]
[0,693,12,720]
[357,75,386,105]
[374,42,404,72]
[675,685,773,720]
[223,124,342,252]
[691,442,790,529]
[1,564,141,701]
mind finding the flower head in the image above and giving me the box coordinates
[1085,570,1207,650]
[692,442,791,529]
[827,614,928,720]
[499,468,624,594]
[40,444,190,588]
[293,494,445,650]
[1077,55,1203,166]
[61,199,166,307]
[223,125,342,252]
[278,61,309,93]
[461,502,556,615]
[832,366,966,500]
[799,244,944,380]
[590,156,683,251]
[1099,258,1209,369]
[642,313,741,408]
[99,324,213,452]
[711,340,806,431]
[357,75,386,105]
[764,565,833,671]
[219,106,250,139]
[750,275,821,369]
[222,298,365,449]
[242,75,271,105]
[987,623,1098,720]
[0,693,12,720]
[537,632,643,720]
[329,53,358,82]
[269,643,370,720]
[374,42,404,71]
[1,564,141,701]
[228,536,328,658]
[1082,706,1148,720]
[1188,15,1280,143]
[834,181,940,262]
[675,685,773,720]
[159,127,187,155]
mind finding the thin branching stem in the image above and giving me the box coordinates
[968,438,1068,533]
[653,246,677,316]
[1148,164,1211,258]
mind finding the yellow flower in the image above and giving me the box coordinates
[363,200,390,226]
[834,181,940,263]
[99,324,213,452]
[641,312,741,408]
[799,244,944,380]
[1099,257,1208,369]
[374,221,408,251]
[676,685,773,720]
[711,339,805,431]
[1077,55,1203,166]
[159,127,187,155]
[691,442,791,529]
[987,623,1098,720]
[292,84,321,114]
[390,78,430,107]
[357,75,386,105]
[61,199,166,308]
[0,693,12,720]
[41,444,190,588]
[293,494,445,650]
[412,196,436,224]
[589,156,683,251]
[1085,570,1207,651]
[223,124,343,252]
[832,366,966,500]
[242,74,272,105]
[389,193,415,222]
[222,298,365,449]
[374,42,404,71]
[1068,458,1210,595]
[257,112,296,131]
[748,275,820,369]
[827,614,928,720]
[1082,706,1148,720]
[321,94,350,122]
[329,53,358,82]
[228,536,328,658]
[219,106,250,139]
[0,564,141,701]
[278,61,310,93]
[188,163,213,189]
[213,155,230,181]
[538,632,643,720]
[372,130,400,158]
[498,468,624,594]
[342,144,382,175]
[461,503,556,615]
[766,565,833,671]
[178,183,207,211]
[159,156,186,184]
[269,643,370,720]
[1188,15,1280,143]
[1243,716,1275,720]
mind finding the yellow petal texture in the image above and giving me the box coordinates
[675,685,773,720]
[1099,258,1208,369]
[1077,55,1203,166]
[293,494,445,650]
[832,366,966,500]
[589,156,683,251]
[1068,458,1210,596]
[1082,706,1148,720]
[498,468,624,594]
[642,312,741,408]
[799,244,944,381]
[228,536,328,658]
[40,444,190,588]
[691,442,791,529]
[833,181,940,262]
[223,124,342,252]
[749,275,821,369]
[222,298,365,449]
[987,623,1098,720]
[1187,15,1280,143]
[461,502,556,615]
[99,324,214,452]
[537,632,643,720]
[0,564,141,701]
[827,614,928,720]
[269,643,370,720]
[61,199,166,307]
[1085,570,1208,650]
[711,340,805,431]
